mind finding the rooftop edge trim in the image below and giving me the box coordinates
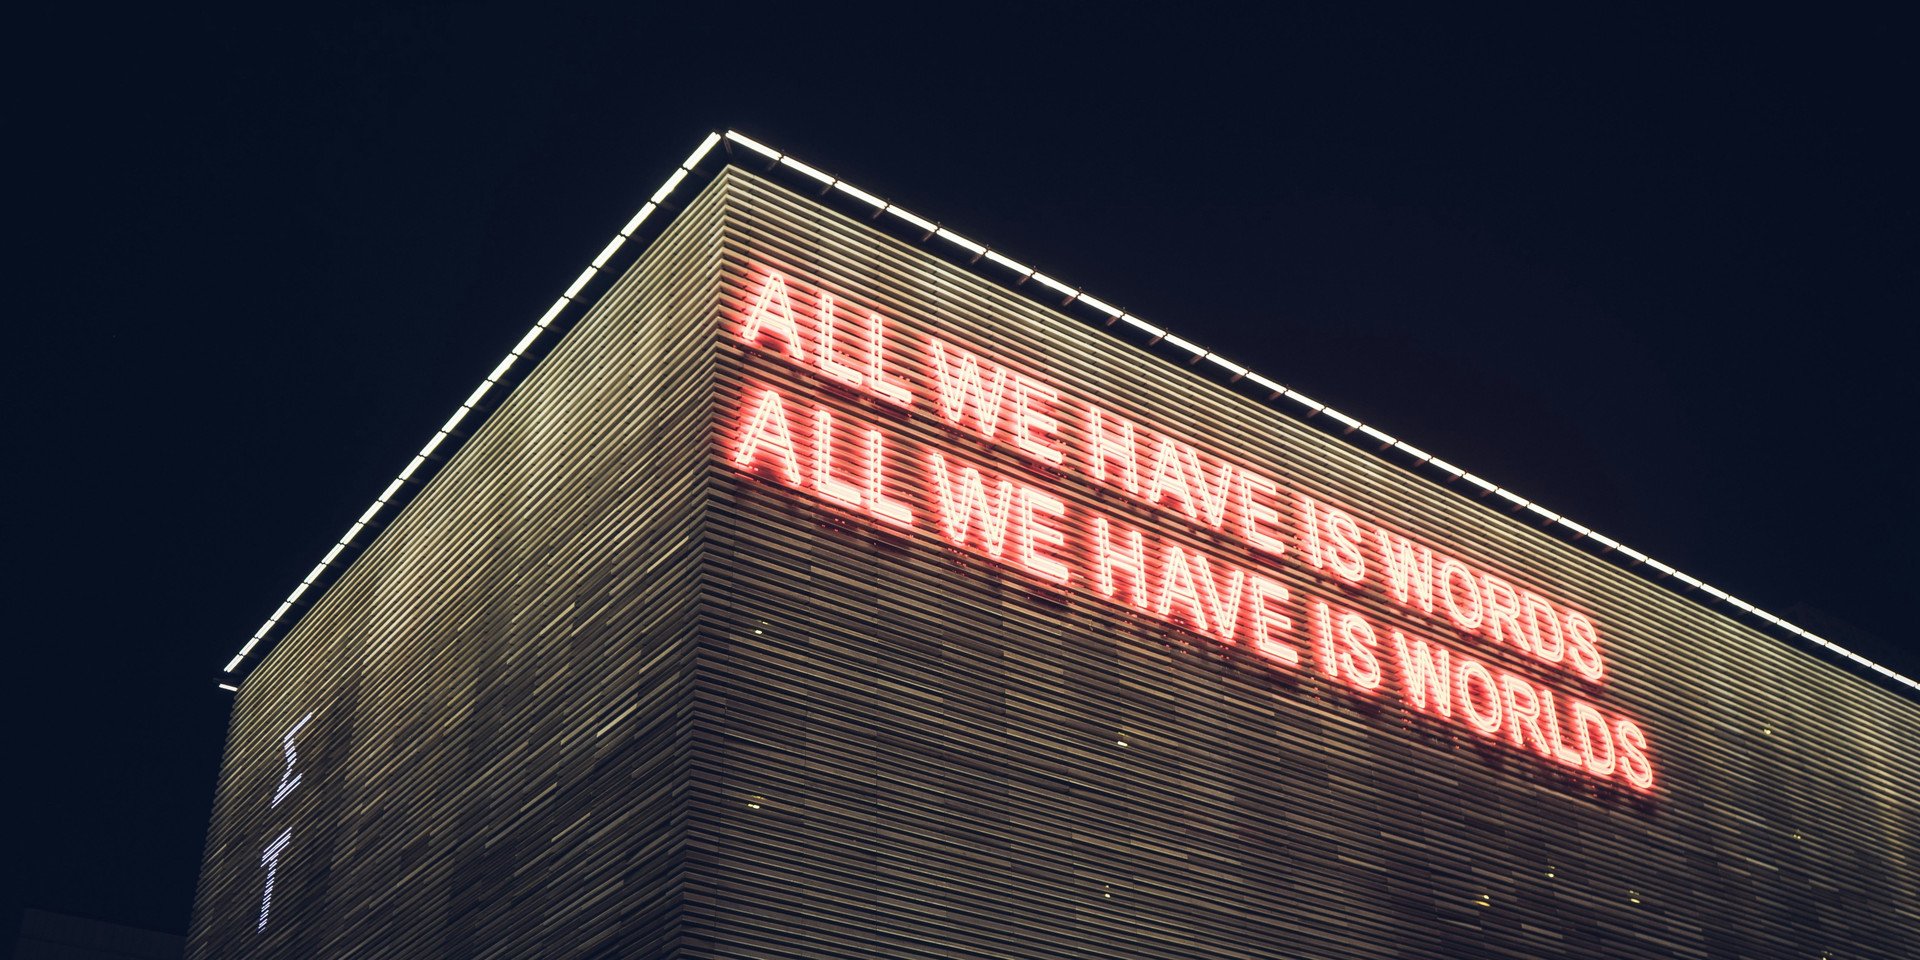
[216,129,1920,703]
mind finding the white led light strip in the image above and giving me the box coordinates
[218,133,724,676]
[219,130,1919,698]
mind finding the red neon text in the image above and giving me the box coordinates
[726,268,1655,793]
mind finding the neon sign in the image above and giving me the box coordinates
[726,268,1656,793]
[257,711,313,931]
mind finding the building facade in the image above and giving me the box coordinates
[190,141,1920,959]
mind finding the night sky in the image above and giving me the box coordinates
[11,4,1914,939]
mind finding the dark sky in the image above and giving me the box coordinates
[10,3,1914,938]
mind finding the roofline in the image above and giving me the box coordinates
[215,129,1920,704]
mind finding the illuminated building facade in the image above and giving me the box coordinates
[189,133,1920,959]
